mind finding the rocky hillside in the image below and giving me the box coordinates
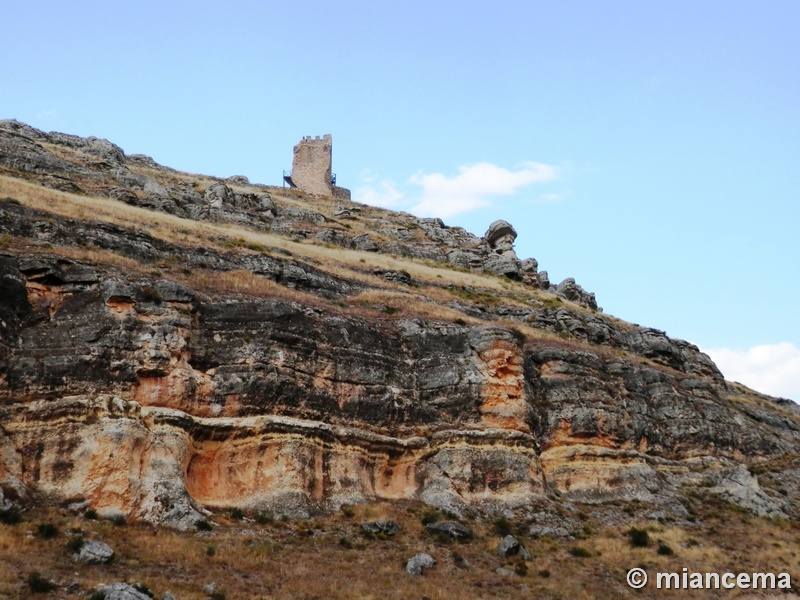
[1,118,799,541]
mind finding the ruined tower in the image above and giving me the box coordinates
[284,135,350,199]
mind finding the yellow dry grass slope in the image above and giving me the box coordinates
[0,500,798,599]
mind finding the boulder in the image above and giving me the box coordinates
[154,280,196,303]
[537,271,551,289]
[483,253,523,280]
[204,183,232,209]
[425,521,471,539]
[94,583,152,600]
[484,220,517,251]
[353,234,379,252]
[555,278,598,310]
[405,552,435,577]
[496,534,531,560]
[361,520,401,536]
[77,540,114,564]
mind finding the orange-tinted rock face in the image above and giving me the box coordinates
[1,253,798,526]
[473,334,530,432]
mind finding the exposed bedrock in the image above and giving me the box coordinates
[1,254,798,525]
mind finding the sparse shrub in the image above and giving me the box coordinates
[493,516,513,536]
[140,286,162,304]
[0,507,22,524]
[627,527,650,548]
[36,522,59,539]
[254,510,272,525]
[132,583,154,598]
[89,591,106,600]
[111,514,126,527]
[515,562,529,576]
[657,542,674,556]
[451,550,467,567]
[538,569,551,578]
[210,591,226,600]
[84,508,98,520]
[27,572,57,593]
[382,305,399,314]
[206,544,216,557]
[341,505,355,518]
[569,546,592,558]
[229,507,244,520]
[420,509,441,525]
[339,536,354,549]
[196,519,213,532]
[66,535,85,553]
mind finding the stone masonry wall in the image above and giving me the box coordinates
[291,135,333,196]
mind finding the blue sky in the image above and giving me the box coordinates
[3,1,798,400]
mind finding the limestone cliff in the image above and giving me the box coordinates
[1,120,798,529]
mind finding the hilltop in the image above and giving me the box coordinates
[0,120,798,598]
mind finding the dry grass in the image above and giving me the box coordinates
[1,501,798,599]
[0,174,550,296]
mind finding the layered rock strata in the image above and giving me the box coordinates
[1,122,799,529]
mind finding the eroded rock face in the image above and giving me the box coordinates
[1,122,799,528]
[0,251,798,525]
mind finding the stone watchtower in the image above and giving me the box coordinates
[284,135,350,199]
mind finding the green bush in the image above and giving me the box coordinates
[132,583,155,598]
[493,516,513,536]
[0,507,22,524]
[627,527,650,548]
[66,535,85,553]
[254,510,273,525]
[420,509,441,525]
[657,542,674,555]
[27,572,56,593]
[36,523,59,539]
[111,514,126,527]
[569,546,592,558]
[196,519,213,532]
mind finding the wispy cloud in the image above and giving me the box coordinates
[409,162,557,218]
[704,342,800,402]
[354,161,558,219]
[353,178,403,208]
[36,109,57,120]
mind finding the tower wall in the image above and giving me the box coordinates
[291,135,333,196]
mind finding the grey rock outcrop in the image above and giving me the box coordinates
[76,540,114,564]
[361,520,401,536]
[1,121,799,535]
[425,521,472,539]
[497,535,531,560]
[405,552,436,577]
[204,183,232,209]
[95,583,152,600]
[484,220,517,251]
[555,277,599,310]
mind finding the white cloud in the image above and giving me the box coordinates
[353,179,403,208]
[36,109,56,120]
[704,342,800,402]
[409,162,557,218]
